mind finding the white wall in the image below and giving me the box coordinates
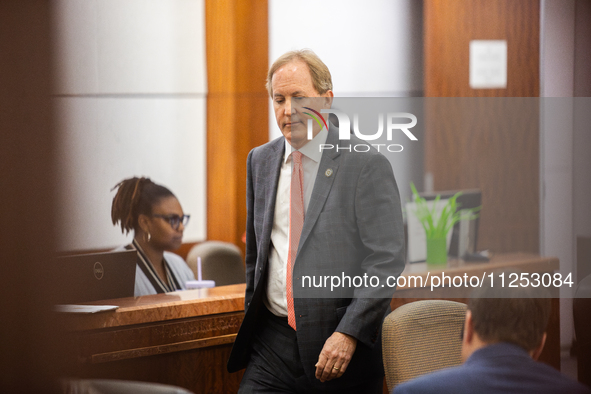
[269,0,423,99]
[268,0,423,203]
[53,0,207,251]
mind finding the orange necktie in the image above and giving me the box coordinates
[287,151,304,330]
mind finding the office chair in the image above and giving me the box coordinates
[186,241,245,286]
[382,300,467,392]
[574,273,591,386]
[62,379,194,394]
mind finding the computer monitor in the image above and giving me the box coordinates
[55,249,137,304]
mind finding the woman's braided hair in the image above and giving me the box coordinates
[111,177,174,234]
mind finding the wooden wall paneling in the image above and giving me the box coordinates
[0,2,65,392]
[425,98,539,253]
[205,0,269,257]
[424,0,540,254]
[424,0,539,98]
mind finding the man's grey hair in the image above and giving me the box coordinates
[266,49,332,97]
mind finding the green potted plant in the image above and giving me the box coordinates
[410,183,481,265]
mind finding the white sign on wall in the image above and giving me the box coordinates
[469,40,508,89]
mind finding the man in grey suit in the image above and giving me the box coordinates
[228,49,405,393]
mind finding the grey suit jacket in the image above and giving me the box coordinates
[228,125,405,390]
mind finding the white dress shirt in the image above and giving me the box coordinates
[265,127,328,317]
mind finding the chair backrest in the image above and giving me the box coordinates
[63,379,194,394]
[574,273,591,386]
[186,241,245,286]
[382,300,467,392]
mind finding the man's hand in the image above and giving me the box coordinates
[314,332,357,382]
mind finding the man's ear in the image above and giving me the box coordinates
[531,332,547,361]
[322,91,333,108]
[463,311,474,343]
[461,310,474,362]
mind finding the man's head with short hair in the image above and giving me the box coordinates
[462,272,551,361]
[266,49,333,98]
[268,49,333,149]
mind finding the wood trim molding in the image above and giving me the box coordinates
[90,334,237,363]
[205,0,269,256]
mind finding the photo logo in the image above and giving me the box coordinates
[305,109,418,153]
[303,107,328,140]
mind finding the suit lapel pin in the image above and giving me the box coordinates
[325,168,333,177]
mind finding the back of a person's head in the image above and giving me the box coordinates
[468,274,551,352]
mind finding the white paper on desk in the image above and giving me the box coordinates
[406,200,454,263]
[53,304,119,313]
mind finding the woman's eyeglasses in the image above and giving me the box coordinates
[152,214,190,230]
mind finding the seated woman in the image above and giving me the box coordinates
[111,177,195,296]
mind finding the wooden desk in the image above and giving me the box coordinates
[60,284,247,394]
[60,253,560,393]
